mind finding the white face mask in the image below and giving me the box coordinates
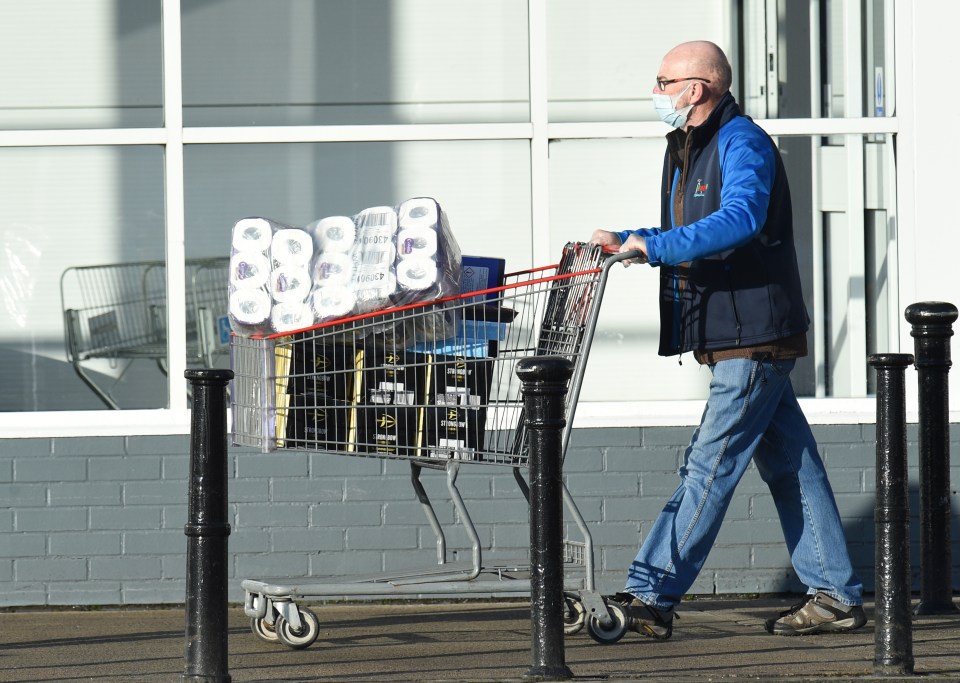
[652,83,693,129]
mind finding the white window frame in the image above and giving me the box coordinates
[0,0,926,438]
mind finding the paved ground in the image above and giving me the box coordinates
[1,598,959,682]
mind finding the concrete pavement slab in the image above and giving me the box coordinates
[1,598,959,682]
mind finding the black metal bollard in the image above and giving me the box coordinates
[868,353,915,676]
[182,369,234,683]
[517,356,574,682]
[904,302,960,616]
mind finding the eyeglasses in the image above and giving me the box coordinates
[655,76,711,91]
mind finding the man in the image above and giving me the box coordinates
[589,40,865,638]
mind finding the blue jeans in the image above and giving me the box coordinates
[623,357,863,610]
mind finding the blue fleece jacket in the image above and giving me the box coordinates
[616,93,809,356]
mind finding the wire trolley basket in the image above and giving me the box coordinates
[231,242,618,465]
[230,242,633,650]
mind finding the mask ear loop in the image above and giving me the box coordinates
[672,82,694,107]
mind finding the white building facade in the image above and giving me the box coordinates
[1,1,958,605]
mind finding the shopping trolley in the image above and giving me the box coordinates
[61,256,230,409]
[231,242,638,648]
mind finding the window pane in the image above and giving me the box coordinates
[0,146,166,411]
[547,0,725,122]
[185,140,530,260]
[182,0,529,126]
[0,1,162,130]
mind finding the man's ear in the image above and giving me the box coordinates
[690,81,708,105]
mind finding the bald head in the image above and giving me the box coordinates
[661,41,732,93]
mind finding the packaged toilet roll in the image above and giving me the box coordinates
[311,286,356,321]
[313,252,354,288]
[391,197,462,308]
[271,228,314,267]
[397,197,440,229]
[269,266,312,303]
[229,288,271,326]
[264,198,464,336]
[353,268,397,314]
[356,243,397,269]
[270,301,314,333]
[229,252,271,290]
[397,227,438,260]
[231,218,273,253]
[229,215,301,337]
[310,216,356,253]
[396,257,439,291]
[355,206,398,252]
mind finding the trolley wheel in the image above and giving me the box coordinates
[250,616,280,643]
[563,593,586,635]
[275,607,320,650]
[586,599,629,644]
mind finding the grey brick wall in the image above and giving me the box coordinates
[1,424,958,607]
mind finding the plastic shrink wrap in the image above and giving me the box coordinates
[228,197,462,339]
[229,217,316,337]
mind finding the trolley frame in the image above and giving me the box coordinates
[231,243,635,648]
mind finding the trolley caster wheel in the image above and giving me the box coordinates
[586,599,628,644]
[563,593,586,635]
[250,616,280,643]
[275,607,320,650]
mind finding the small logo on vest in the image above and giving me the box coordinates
[694,179,709,197]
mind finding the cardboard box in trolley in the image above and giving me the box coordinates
[283,396,352,450]
[352,346,426,456]
[460,255,506,304]
[424,401,487,460]
[356,401,420,457]
[287,339,356,401]
[422,354,494,459]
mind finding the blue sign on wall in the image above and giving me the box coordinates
[218,315,232,345]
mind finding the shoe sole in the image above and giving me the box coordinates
[630,622,672,640]
[769,617,867,636]
[624,610,672,640]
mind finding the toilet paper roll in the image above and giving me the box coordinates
[229,252,271,290]
[397,227,438,259]
[396,257,439,291]
[271,228,313,267]
[355,206,398,251]
[397,198,440,230]
[356,205,398,230]
[353,265,395,290]
[311,286,356,319]
[270,301,314,333]
[353,269,397,311]
[232,218,273,253]
[269,266,312,303]
[312,216,356,253]
[229,288,271,325]
[313,252,354,287]
[357,243,397,269]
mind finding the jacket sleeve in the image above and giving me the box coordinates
[615,227,662,244]
[644,123,776,266]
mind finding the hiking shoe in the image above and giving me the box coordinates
[613,592,674,640]
[765,592,867,636]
